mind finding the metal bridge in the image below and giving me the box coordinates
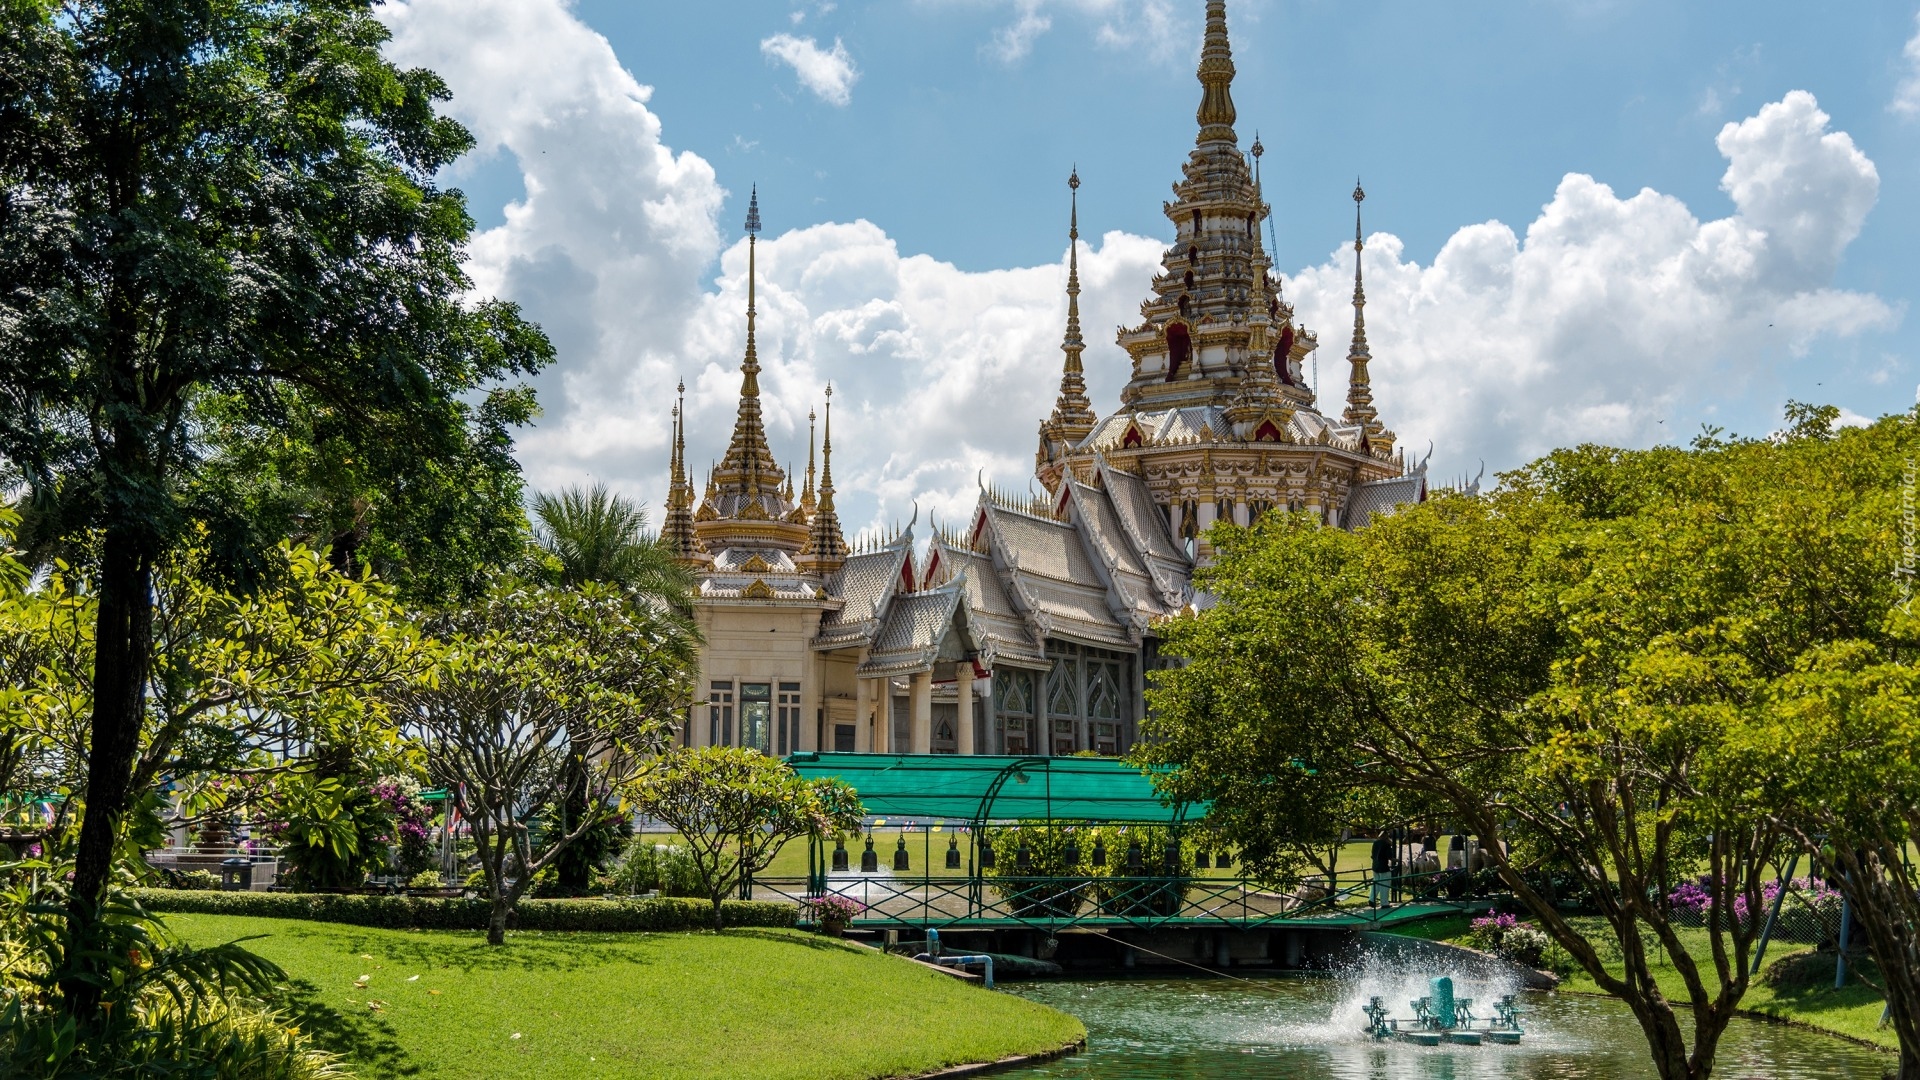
[766,753,1491,934]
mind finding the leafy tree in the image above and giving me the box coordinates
[0,0,551,974]
[1142,410,1918,1080]
[1,541,433,830]
[394,583,696,944]
[631,748,864,931]
[528,483,697,890]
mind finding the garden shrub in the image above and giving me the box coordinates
[612,838,704,897]
[979,823,1196,918]
[175,869,221,892]
[130,888,796,932]
[407,870,443,889]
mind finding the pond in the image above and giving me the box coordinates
[998,970,1892,1079]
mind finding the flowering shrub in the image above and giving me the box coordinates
[1665,876,1843,928]
[1464,911,1517,952]
[809,894,865,924]
[372,776,436,878]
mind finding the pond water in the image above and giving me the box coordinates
[998,968,1892,1080]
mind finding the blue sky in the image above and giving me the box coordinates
[384,0,1920,535]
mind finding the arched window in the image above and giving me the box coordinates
[1183,270,1194,291]
[1191,209,1201,233]
[1187,245,1197,265]
[1178,294,1191,320]
[1165,322,1192,381]
[1274,324,1296,385]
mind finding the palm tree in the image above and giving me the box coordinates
[530,483,695,610]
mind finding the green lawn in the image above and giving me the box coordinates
[1552,920,1896,1051]
[169,914,1084,1080]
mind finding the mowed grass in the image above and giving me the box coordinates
[168,914,1085,1080]
[1529,918,1895,1052]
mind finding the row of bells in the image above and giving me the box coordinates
[829,834,1236,874]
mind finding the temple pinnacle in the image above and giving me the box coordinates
[1345,180,1378,435]
[1195,0,1238,145]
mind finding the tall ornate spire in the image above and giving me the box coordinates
[713,185,787,510]
[800,383,848,573]
[1195,0,1238,146]
[1344,180,1380,436]
[661,381,706,564]
[1226,155,1292,444]
[1038,169,1098,473]
[800,407,819,517]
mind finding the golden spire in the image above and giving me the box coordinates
[800,383,848,573]
[1195,0,1238,146]
[1344,180,1379,434]
[661,380,705,563]
[801,407,818,516]
[1039,168,1098,470]
[715,184,786,507]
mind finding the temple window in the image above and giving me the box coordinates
[1183,270,1194,291]
[1166,322,1191,380]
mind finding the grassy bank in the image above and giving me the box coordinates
[170,914,1084,1080]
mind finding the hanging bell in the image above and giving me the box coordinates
[832,836,849,873]
[945,835,961,869]
[979,840,996,870]
[1091,837,1108,867]
[1063,835,1081,867]
[894,835,911,872]
[1163,844,1181,874]
[1016,841,1032,871]
[1194,849,1211,870]
[860,834,878,873]
[1126,840,1143,873]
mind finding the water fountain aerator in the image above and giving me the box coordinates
[1362,977,1526,1046]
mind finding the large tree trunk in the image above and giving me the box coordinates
[63,526,154,1014]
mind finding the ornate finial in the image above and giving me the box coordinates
[662,378,704,563]
[745,184,761,236]
[1345,181,1379,436]
[801,405,819,516]
[1038,167,1097,468]
[1353,178,1366,250]
[712,184,788,513]
[1195,0,1238,146]
[799,380,846,572]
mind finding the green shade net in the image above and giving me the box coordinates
[785,753,1205,824]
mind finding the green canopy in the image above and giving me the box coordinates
[784,753,1205,825]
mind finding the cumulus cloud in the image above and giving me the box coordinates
[1284,90,1892,474]
[381,0,724,499]
[759,33,859,106]
[1894,12,1920,116]
[379,0,1894,533]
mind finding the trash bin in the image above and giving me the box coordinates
[220,857,253,892]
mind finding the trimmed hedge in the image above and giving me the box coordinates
[130,889,797,933]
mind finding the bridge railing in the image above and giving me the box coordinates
[750,864,1482,932]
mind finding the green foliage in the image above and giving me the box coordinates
[530,484,696,610]
[407,870,443,890]
[1142,409,1920,1080]
[631,748,865,930]
[394,581,698,941]
[0,861,340,1078]
[612,838,705,898]
[175,870,222,893]
[270,774,394,892]
[131,889,797,933]
[0,0,551,940]
[979,823,1193,918]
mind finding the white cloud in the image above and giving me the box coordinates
[759,33,859,106]
[380,0,724,502]
[955,0,1185,65]
[1284,90,1893,473]
[379,0,1896,532]
[1894,12,1920,116]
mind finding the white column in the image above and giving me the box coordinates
[1167,500,1184,542]
[854,677,873,753]
[1232,497,1249,527]
[956,666,975,756]
[910,671,933,754]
